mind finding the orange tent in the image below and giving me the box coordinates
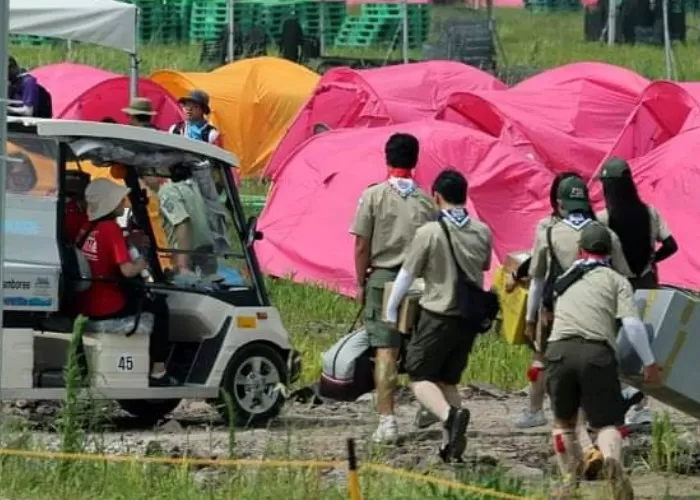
[151,57,319,178]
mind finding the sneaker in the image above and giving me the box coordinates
[625,407,653,426]
[515,409,547,429]
[414,406,441,429]
[149,373,181,387]
[602,457,634,500]
[372,415,398,444]
[443,407,470,462]
[622,390,645,415]
[580,446,604,480]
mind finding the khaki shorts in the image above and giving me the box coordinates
[545,337,625,428]
[405,308,477,384]
[364,268,403,348]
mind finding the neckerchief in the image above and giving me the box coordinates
[561,212,592,230]
[440,207,470,228]
[387,177,416,198]
[571,256,611,268]
[185,120,208,141]
[387,168,412,179]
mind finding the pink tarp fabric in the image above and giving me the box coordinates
[30,62,183,128]
[255,120,552,296]
[263,61,506,179]
[437,62,650,179]
[604,129,700,289]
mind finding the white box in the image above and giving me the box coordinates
[618,288,700,419]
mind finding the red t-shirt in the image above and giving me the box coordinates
[64,198,88,244]
[77,219,130,318]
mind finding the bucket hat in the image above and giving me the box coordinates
[179,89,211,115]
[122,97,157,116]
[85,178,130,221]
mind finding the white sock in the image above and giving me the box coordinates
[597,427,623,461]
[575,410,594,452]
[150,370,166,379]
[552,428,580,479]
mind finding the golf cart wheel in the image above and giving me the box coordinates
[117,399,181,424]
[217,343,287,427]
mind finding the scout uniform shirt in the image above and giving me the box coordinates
[528,217,633,280]
[350,181,435,269]
[402,209,492,316]
[159,179,215,252]
[596,207,671,278]
[549,264,639,350]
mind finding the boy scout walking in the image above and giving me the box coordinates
[545,222,662,499]
[384,169,492,462]
[349,133,435,443]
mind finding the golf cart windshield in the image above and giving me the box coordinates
[67,137,256,295]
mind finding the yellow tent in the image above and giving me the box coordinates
[151,57,319,178]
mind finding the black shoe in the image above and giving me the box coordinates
[622,391,645,414]
[444,407,470,462]
[149,373,181,387]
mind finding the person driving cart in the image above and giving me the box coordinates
[143,168,218,279]
[77,178,179,387]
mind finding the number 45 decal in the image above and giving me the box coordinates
[117,354,134,372]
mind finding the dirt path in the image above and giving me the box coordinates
[3,388,699,498]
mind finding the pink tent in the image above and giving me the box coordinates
[30,62,183,129]
[602,128,700,289]
[255,119,553,296]
[437,62,650,179]
[588,81,700,203]
[263,61,506,179]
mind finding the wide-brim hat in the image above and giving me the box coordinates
[85,178,131,221]
[179,89,211,115]
[122,97,157,116]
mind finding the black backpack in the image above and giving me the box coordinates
[35,82,53,118]
[541,226,565,312]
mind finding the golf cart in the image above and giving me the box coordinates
[3,117,301,425]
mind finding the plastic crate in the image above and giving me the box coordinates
[9,34,51,46]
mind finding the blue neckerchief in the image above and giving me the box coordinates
[562,212,592,230]
[572,257,611,268]
[439,207,470,228]
[186,120,208,141]
[387,177,416,198]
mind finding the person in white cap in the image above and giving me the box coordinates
[77,178,178,386]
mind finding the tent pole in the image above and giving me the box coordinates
[401,0,409,63]
[130,7,140,98]
[0,0,9,402]
[319,0,326,56]
[607,0,616,46]
[662,0,673,80]
[227,0,235,63]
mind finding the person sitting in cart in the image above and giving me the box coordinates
[77,178,179,387]
[63,170,91,244]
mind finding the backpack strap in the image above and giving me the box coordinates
[437,217,479,289]
[172,121,185,135]
[546,225,563,274]
[554,261,607,299]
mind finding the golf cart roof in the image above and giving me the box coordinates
[7,117,239,167]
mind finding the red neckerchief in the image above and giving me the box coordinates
[387,168,412,179]
[579,250,609,262]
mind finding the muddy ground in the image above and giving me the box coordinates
[2,386,700,499]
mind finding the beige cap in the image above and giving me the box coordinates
[85,178,130,221]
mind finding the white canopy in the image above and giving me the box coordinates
[9,0,137,54]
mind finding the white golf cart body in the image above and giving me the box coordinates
[3,117,301,424]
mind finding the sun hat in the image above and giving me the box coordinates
[85,178,130,221]
[580,222,613,255]
[178,89,211,115]
[597,157,631,180]
[122,97,157,117]
[557,176,591,213]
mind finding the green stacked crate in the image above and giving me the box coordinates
[233,2,264,33]
[138,0,167,43]
[190,0,231,43]
[259,2,299,44]
[9,34,51,46]
[296,2,347,46]
[162,0,194,43]
[334,4,428,49]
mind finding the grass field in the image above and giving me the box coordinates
[5,8,699,499]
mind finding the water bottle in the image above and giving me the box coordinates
[129,246,151,281]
